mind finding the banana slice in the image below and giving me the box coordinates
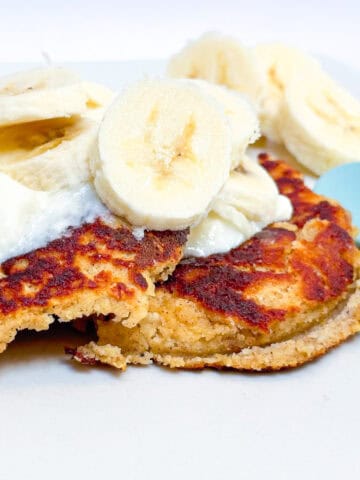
[0,66,80,93]
[280,72,360,175]
[92,79,232,230]
[0,67,94,127]
[0,83,90,128]
[186,79,260,167]
[167,33,263,104]
[0,116,97,190]
[255,43,321,143]
[0,67,115,190]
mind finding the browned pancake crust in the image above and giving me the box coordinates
[69,155,360,371]
[0,220,187,314]
[161,154,357,332]
[258,153,352,231]
[0,218,187,352]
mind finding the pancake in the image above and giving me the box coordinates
[71,154,360,371]
[0,218,187,354]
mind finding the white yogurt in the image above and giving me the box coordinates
[0,173,108,263]
[185,157,293,257]
[132,226,145,241]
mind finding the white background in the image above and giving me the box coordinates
[0,3,360,480]
[0,0,359,68]
[0,57,359,480]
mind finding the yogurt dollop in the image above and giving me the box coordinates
[0,173,108,263]
[185,157,293,257]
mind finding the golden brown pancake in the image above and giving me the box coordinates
[0,219,187,354]
[72,154,360,371]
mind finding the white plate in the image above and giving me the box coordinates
[0,59,359,480]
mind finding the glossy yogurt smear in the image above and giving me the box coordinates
[185,157,293,257]
[0,173,109,263]
[0,157,293,263]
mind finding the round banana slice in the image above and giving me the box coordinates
[167,33,263,104]
[92,79,232,231]
[280,72,360,175]
[255,43,321,143]
[0,116,98,190]
[182,79,260,167]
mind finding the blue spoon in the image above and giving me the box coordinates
[314,163,360,245]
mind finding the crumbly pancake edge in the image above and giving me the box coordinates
[154,283,360,370]
[71,282,360,371]
[0,219,188,353]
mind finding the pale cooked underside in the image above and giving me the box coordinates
[72,282,360,371]
[0,290,143,355]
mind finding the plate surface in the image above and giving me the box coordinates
[0,59,359,480]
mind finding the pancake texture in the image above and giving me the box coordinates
[72,154,360,371]
[0,219,187,354]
